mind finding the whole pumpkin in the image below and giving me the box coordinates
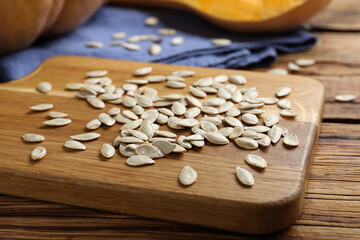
[0,0,104,56]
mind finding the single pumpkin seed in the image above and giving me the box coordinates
[64,140,86,150]
[87,97,105,109]
[242,130,261,139]
[156,113,168,124]
[204,132,229,145]
[277,99,291,109]
[145,16,159,26]
[264,114,279,127]
[236,167,254,186]
[146,75,166,83]
[218,127,233,137]
[154,130,177,138]
[114,113,131,124]
[172,102,186,115]
[141,109,159,122]
[31,146,46,161]
[235,137,258,150]
[139,120,155,138]
[172,70,195,78]
[22,134,45,143]
[283,132,299,147]
[256,133,271,147]
[126,155,155,166]
[280,109,298,118]
[229,126,244,139]
[30,103,53,111]
[66,83,84,90]
[150,44,162,55]
[158,108,174,117]
[112,32,126,39]
[186,96,203,108]
[48,111,69,118]
[288,62,301,71]
[179,166,197,186]
[167,81,186,89]
[171,36,183,45]
[85,41,103,48]
[190,140,205,147]
[295,58,316,67]
[200,120,218,133]
[121,119,143,130]
[257,97,278,105]
[107,107,121,116]
[335,94,357,102]
[276,87,292,98]
[229,75,246,85]
[267,68,288,75]
[241,113,258,125]
[178,118,199,128]
[98,113,115,126]
[189,86,206,98]
[167,117,184,130]
[173,144,187,153]
[126,79,148,85]
[212,38,231,46]
[36,82,52,93]
[224,116,243,127]
[123,96,138,107]
[244,126,270,133]
[226,108,241,117]
[135,144,164,158]
[42,118,71,126]
[152,140,176,154]
[268,125,282,143]
[87,119,101,130]
[185,107,201,118]
[86,70,107,78]
[158,28,176,36]
[71,133,100,141]
[214,74,228,83]
[101,143,115,158]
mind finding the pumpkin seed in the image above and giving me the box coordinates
[226,108,241,117]
[149,137,176,142]
[31,146,46,161]
[121,119,143,130]
[112,32,126,39]
[288,62,301,71]
[150,44,162,55]
[244,126,270,133]
[126,155,155,166]
[229,126,244,139]
[178,118,199,128]
[177,135,192,149]
[156,113,168,124]
[173,144,187,153]
[104,85,116,94]
[87,119,102,130]
[146,75,166,83]
[224,116,243,127]
[257,97,278,105]
[185,107,201,118]
[268,125,282,143]
[135,144,164,158]
[283,132,299,147]
[154,130,177,138]
[98,113,115,126]
[139,120,155,138]
[101,143,115,158]
[236,167,254,186]
[200,120,218,133]
[200,116,222,125]
[152,140,176,154]
[71,133,100,141]
[167,75,185,81]
[189,86,206,98]
[171,36,183,45]
[77,91,96,99]
[172,102,186,115]
[122,42,141,51]
[114,113,131,124]
[280,109,298,118]
[85,41,103,48]
[214,74,228,83]
[86,70,107,78]
[36,82,52,93]
[22,133,45,143]
[167,80,186,89]
[242,130,261,139]
[186,96,203,108]
[66,83,84,90]
[256,133,271,147]
[145,16,159,26]
[42,118,71,126]
[235,137,258,150]
[99,93,121,101]
[199,86,218,93]
[212,38,231,46]
[141,109,159,122]
[190,140,204,147]
[126,79,148,85]
[264,114,279,127]
[30,103,53,111]
[107,107,120,116]
[204,132,229,145]
[87,97,105,109]
[48,111,69,118]
[241,113,258,125]
[229,75,246,85]
[167,117,184,130]
[123,96,138,107]
[245,154,267,168]
[276,87,292,98]
[119,144,137,157]
[335,94,357,102]
[172,70,195,78]
[117,137,144,144]
[218,127,233,137]
[179,166,197,186]
[267,68,288,75]
[295,58,316,67]
[277,99,291,109]
[127,129,149,141]
[238,102,264,110]
[193,77,213,87]
[64,140,86,150]
[242,109,264,115]
[203,97,225,106]
[158,28,176,36]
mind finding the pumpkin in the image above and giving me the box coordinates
[109,0,331,33]
[0,0,104,56]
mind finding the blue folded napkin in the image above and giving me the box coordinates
[0,6,317,82]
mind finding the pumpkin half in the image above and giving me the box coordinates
[109,0,331,33]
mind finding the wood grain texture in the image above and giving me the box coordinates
[0,56,324,234]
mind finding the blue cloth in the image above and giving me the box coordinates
[0,6,317,82]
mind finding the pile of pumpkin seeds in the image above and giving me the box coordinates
[85,16,232,55]
[26,66,302,188]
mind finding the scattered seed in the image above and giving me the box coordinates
[218,127,233,137]
[229,126,244,139]
[335,94,357,102]
[173,144,187,153]
[171,36,183,45]
[135,144,164,158]
[236,167,254,186]
[42,118,71,126]
[152,140,176,154]
[244,126,270,133]
[171,102,186,115]
[158,28,176,36]
[179,166,197,186]
[36,82,52,93]
[86,70,107,78]
[226,108,241,117]
[241,113,258,125]
[66,83,85,90]
[123,96,138,107]
[48,111,69,118]
[242,130,261,139]
[112,32,126,39]
[22,133,45,143]
[141,109,159,122]
[276,87,292,98]
[71,133,100,141]
[101,143,115,158]
[85,41,103,48]
[121,119,143,130]
[256,133,271,147]
[127,129,149,140]
[167,80,186,89]
[212,38,231,46]
[146,75,166,83]
[277,99,291,109]
[172,70,195,78]
[177,135,192,149]
[204,132,229,145]
[86,97,105,109]
[150,44,162,55]
[186,96,203,108]
[264,114,279,127]
[145,16,159,26]
[280,109,298,118]
[267,68,288,75]
[98,113,115,126]
[178,118,199,128]
[30,103,53,111]
[283,132,299,147]
[288,62,301,71]
[268,125,282,143]
[64,140,86,150]
[229,75,246,85]
[86,119,101,130]
[200,120,218,133]
[31,146,46,161]
[235,137,258,150]
[126,155,155,166]
[295,59,316,67]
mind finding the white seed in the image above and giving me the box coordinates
[101,143,115,158]
[288,62,301,71]
[268,125,282,143]
[141,109,159,122]
[244,126,270,133]
[133,67,153,76]
[238,102,264,110]
[36,82,52,93]
[107,107,121,116]
[104,85,116,94]
[99,93,121,101]
[229,126,244,139]
[335,94,357,102]
[123,96,137,108]
[31,146,46,161]
[200,116,222,125]
[236,167,254,186]
[87,119,101,130]
[146,75,166,83]
[126,155,155,166]
[204,132,229,145]
[214,74,228,83]
[276,124,289,137]
[186,96,202,108]
[99,77,112,86]
[98,113,115,126]
[86,98,105,109]
[199,86,217,93]
[264,114,279,127]
[190,140,205,147]
[185,134,204,141]
[203,97,225,107]
[134,94,153,108]
[276,87,292,98]
[64,140,86,150]
[121,119,143,130]
[185,107,201,119]
[268,68,288,75]
[167,75,185,82]
[77,91,96,99]
[30,103,53,111]
[135,144,164,158]
[167,117,184,130]
[152,140,176,154]
[117,137,144,144]
[295,58,316,67]
[178,118,199,128]
[71,133,100,141]
[172,144,187,153]
[158,108,174,117]
[230,90,242,103]
[242,130,261,139]
[172,102,186,115]
[156,113,168,124]
[212,38,231,46]
[257,97,278,105]
[283,132,299,147]
[189,86,206,98]
[280,109,298,118]
[167,81,186,89]
[226,108,241,117]
[66,83,84,90]
[200,120,218,133]
[218,127,233,137]
[193,77,213,87]
[179,166,197,186]
[229,75,246,85]
[277,99,291,109]
[177,135,192,149]
[241,113,258,125]
[243,109,264,115]
[224,116,243,127]
[85,41,103,48]
[139,120,155,138]
[155,130,177,138]
[127,129,149,140]
[42,118,71,126]
[112,32,126,39]
[172,70,195,78]
[150,44,162,55]
[145,16,159,26]
[119,144,137,157]
[235,137,258,150]
[256,133,271,147]
[22,134,45,143]
[48,111,69,118]
[158,28,176,36]
[86,70,107,78]
[114,113,131,124]
[217,87,232,100]
[171,36,183,45]
[149,137,176,142]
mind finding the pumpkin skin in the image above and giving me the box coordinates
[0,0,53,55]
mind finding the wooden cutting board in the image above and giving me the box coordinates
[0,56,324,234]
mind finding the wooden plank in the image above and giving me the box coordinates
[0,56,324,234]
[308,0,360,31]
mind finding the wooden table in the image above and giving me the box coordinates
[1,1,359,239]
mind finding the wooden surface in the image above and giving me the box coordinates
[0,56,323,235]
[1,1,360,239]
